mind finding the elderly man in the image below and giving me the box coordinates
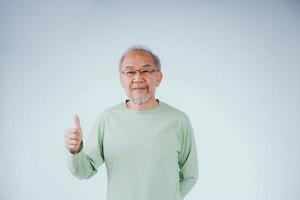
[64,46,199,200]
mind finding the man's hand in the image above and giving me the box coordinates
[64,115,83,154]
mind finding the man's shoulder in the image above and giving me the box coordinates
[98,102,124,117]
[159,101,190,120]
[160,102,194,130]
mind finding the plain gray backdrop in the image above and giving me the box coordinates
[1,0,300,200]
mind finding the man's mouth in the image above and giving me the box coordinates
[131,84,148,90]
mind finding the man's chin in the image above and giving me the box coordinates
[130,95,151,105]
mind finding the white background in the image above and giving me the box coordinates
[1,0,300,200]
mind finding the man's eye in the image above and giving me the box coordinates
[126,71,135,74]
[140,70,150,73]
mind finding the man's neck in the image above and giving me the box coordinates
[126,98,159,111]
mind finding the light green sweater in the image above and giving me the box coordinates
[67,100,199,200]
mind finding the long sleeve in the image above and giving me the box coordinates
[67,114,105,179]
[178,115,199,198]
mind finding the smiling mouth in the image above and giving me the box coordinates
[132,87,147,90]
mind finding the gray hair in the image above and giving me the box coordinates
[119,45,161,72]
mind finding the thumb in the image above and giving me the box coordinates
[74,115,81,129]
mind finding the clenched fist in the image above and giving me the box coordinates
[64,115,83,154]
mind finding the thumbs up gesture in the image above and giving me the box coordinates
[64,115,83,154]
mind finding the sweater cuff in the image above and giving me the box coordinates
[66,142,84,162]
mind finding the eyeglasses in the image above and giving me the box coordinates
[121,69,160,78]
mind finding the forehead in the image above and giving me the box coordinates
[121,50,155,69]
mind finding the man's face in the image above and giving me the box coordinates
[120,50,163,105]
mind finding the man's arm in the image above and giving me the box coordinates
[178,115,199,198]
[66,115,105,179]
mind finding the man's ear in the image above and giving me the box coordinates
[156,71,163,87]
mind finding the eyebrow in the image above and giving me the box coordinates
[125,64,151,69]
